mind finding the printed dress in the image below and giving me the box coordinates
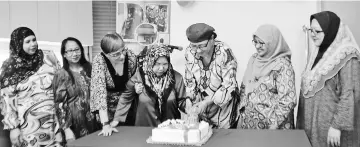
[239,55,297,129]
[53,68,99,139]
[0,51,63,147]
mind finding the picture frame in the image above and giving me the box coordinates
[116,1,144,42]
[145,3,169,34]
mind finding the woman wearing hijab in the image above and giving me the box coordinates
[0,27,63,147]
[238,24,297,129]
[297,11,360,147]
[90,33,137,136]
[53,37,99,143]
[111,44,189,127]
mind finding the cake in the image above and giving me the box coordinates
[151,119,211,144]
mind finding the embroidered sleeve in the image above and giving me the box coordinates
[331,58,358,131]
[113,73,137,122]
[126,49,137,77]
[272,59,297,126]
[0,86,20,130]
[184,49,198,102]
[90,55,108,112]
[53,70,72,130]
[211,48,238,108]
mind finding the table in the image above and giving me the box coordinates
[68,127,312,147]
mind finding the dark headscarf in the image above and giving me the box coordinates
[0,27,44,88]
[310,11,340,68]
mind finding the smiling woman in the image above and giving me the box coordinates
[53,37,98,145]
[238,24,297,130]
[0,27,63,147]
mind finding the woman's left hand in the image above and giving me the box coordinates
[327,126,341,147]
[135,83,144,94]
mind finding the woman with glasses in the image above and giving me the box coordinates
[0,27,63,147]
[90,33,137,136]
[184,23,240,129]
[297,11,360,147]
[238,24,296,130]
[53,37,99,144]
[111,44,189,127]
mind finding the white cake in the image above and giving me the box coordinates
[151,119,210,144]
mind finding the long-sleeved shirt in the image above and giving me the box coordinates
[184,40,239,129]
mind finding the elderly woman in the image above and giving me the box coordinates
[0,27,63,147]
[53,37,99,143]
[297,11,360,147]
[238,24,297,130]
[90,33,137,136]
[111,44,189,127]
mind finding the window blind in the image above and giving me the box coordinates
[92,1,117,59]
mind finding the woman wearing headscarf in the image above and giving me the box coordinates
[90,33,137,136]
[238,24,297,129]
[111,44,189,127]
[53,37,99,144]
[0,27,63,147]
[297,11,360,147]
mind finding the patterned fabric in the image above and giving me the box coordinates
[301,22,359,98]
[142,45,173,102]
[184,40,239,129]
[0,27,43,89]
[90,48,136,121]
[238,56,296,129]
[297,59,360,147]
[0,50,63,147]
[53,68,99,139]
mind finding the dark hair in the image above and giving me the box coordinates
[100,32,124,54]
[60,37,92,83]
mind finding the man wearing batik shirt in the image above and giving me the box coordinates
[185,23,240,129]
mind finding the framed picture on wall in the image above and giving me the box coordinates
[145,4,169,33]
[117,2,144,41]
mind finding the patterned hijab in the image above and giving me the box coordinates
[243,24,291,93]
[142,44,174,98]
[0,27,44,89]
[302,20,359,98]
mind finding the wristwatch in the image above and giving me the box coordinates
[102,121,110,126]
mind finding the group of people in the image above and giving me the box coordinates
[0,11,359,147]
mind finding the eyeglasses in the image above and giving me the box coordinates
[252,40,265,48]
[308,28,323,35]
[107,47,126,57]
[189,39,210,50]
[65,48,81,54]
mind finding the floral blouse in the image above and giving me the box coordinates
[239,56,297,129]
[90,48,137,121]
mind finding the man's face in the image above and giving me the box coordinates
[189,39,213,59]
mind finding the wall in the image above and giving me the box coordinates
[0,1,93,46]
[321,1,360,46]
[170,1,318,102]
